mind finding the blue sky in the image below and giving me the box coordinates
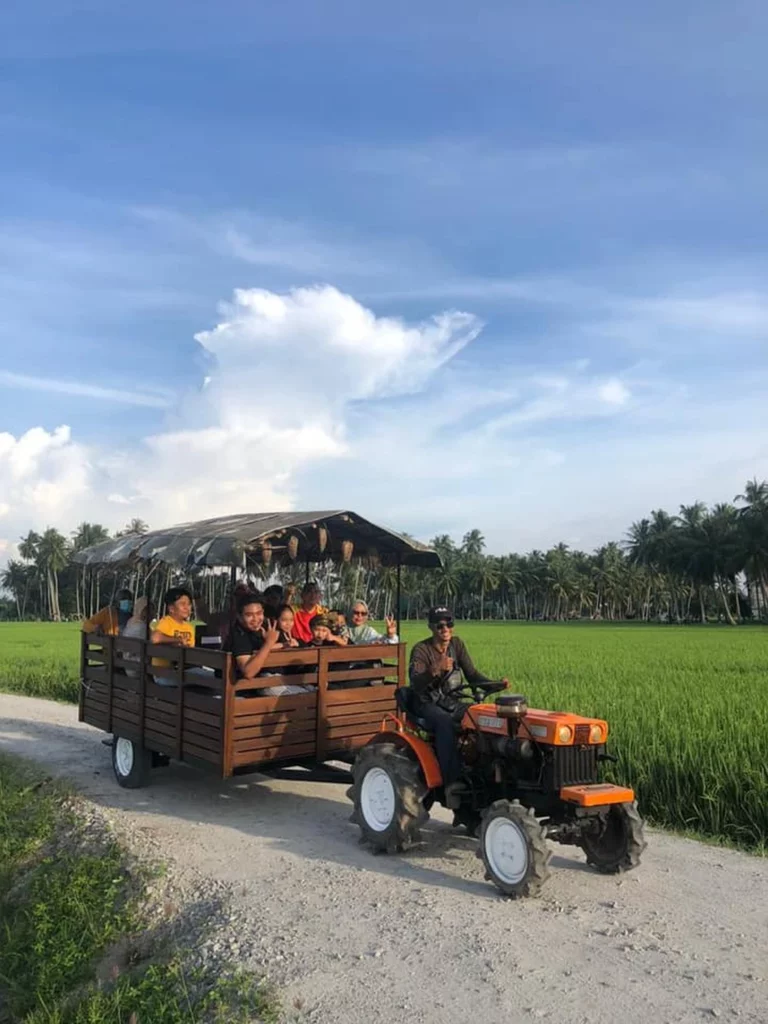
[1,0,766,556]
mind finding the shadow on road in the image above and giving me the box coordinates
[0,715,506,900]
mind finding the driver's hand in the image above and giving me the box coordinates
[501,677,509,687]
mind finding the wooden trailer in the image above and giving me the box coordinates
[73,510,438,788]
[79,634,405,786]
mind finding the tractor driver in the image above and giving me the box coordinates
[409,607,506,807]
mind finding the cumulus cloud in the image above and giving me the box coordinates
[0,286,483,553]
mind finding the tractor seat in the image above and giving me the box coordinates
[395,687,432,732]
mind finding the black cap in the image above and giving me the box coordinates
[428,606,453,623]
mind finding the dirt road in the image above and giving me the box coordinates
[1,693,766,1024]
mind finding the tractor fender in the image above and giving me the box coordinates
[365,722,443,790]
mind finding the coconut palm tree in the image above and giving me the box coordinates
[36,528,70,621]
[0,560,29,619]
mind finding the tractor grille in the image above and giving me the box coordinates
[548,744,598,788]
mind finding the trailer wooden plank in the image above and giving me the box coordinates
[322,709,390,729]
[83,666,109,685]
[184,706,222,729]
[182,740,220,764]
[143,715,178,740]
[234,728,317,754]
[325,686,397,706]
[232,720,317,743]
[184,690,222,713]
[325,721,386,741]
[233,693,318,716]
[325,699,397,720]
[183,719,221,743]
[232,706,316,729]
[232,740,316,768]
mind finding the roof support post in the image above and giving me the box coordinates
[396,558,402,638]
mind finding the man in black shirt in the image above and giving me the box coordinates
[409,607,505,807]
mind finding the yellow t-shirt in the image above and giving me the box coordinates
[82,606,119,636]
[151,615,195,670]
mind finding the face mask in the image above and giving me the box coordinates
[118,600,132,613]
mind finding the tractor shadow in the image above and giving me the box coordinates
[0,717,501,901]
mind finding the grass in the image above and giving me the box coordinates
[1,620,767,851]
[0,753,278,1023]
[0,622,80,702]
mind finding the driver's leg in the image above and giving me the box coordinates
[417,703,461,786]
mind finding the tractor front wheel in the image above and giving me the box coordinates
[348,742,429,854]
[477,799,551,898]
[580,801,647,873]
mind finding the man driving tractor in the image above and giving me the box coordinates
[409,607,507,807]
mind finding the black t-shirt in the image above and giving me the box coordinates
[230,621,264,674]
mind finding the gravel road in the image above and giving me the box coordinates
[1,693,766,1024]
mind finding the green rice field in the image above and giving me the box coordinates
[0,620,766,851]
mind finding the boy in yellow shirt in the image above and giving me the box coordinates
[151,587,195,671]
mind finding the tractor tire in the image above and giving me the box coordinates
[347,742,429,854]
[580,801,647,874]
[112,735,152,789]
[477,799,551,898]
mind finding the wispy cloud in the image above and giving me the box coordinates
[0,371,173,408]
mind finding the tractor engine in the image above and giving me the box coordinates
[460,694,604,794]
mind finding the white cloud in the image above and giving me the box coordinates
[598,379,631,406]
[0,286,482,553]
[0,371,173,408]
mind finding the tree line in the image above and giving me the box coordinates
[2,480,768,625]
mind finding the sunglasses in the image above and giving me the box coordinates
[434,619,454,629]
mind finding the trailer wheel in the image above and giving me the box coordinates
[477,799,551,898]
[112,736,152,789]
[348,742,429,853]
[580,801,647,873]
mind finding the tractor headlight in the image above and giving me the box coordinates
[557,725,573,743]
[590,724,604,743]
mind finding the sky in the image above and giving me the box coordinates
[1,0,767,561]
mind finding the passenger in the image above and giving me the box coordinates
[263,583,295,621]
[347,601,399,645]
[81,589,133,636]
[409,606,506,808]
[232,596,309,696]
[151,587,196,683]
[291,581,327,644]
[327,609,350,641]
[274,605,300,648]
[303,612,347,647]
[122,596,150,677]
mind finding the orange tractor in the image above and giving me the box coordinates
[348,682,646,897]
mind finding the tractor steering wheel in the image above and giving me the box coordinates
[458,680,507,702]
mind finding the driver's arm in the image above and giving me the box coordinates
[454,637,491,685]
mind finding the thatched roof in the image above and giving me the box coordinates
[72,510,440,570]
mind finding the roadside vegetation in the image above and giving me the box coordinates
[0,754,278,1023]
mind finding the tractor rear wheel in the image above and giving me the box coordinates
[580,801,647,873]
[477,799,551,898]
[348,742,429,854]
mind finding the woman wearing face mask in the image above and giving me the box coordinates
[82,589,134,636]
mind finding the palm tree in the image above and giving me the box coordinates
[0,560,29,619]
[461,529,486,558]
[115,518,150,538]
[36,528,70,621]
[735,480,768,618]
[474,558,500,621]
